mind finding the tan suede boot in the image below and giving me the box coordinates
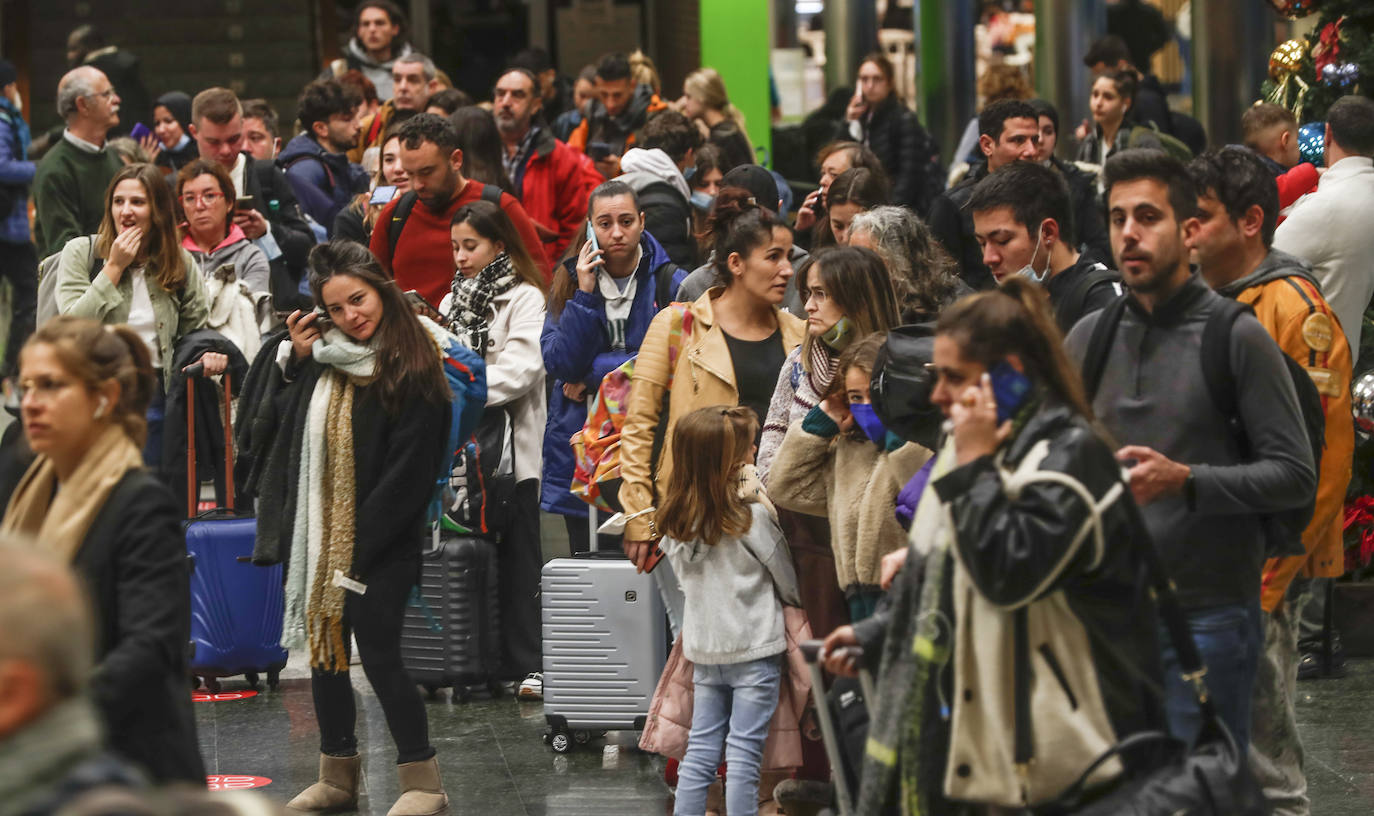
[285,753,361,813]
[386,756,449,816]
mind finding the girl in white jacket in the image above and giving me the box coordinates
[658,405,801,816]
[442,200,548,697]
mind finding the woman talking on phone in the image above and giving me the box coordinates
[835,53,942,216]
[269,241,453,816]
[822,279,1164,813]
[540,180,685,554]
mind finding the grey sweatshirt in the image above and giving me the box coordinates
[661,502,802,665]
[186,234,271,296]
[1064,274,1316,609]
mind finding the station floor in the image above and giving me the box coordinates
[194,517,1374,814]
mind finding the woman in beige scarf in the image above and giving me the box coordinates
[1,315,204,784]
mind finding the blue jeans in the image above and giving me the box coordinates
[675,656,782,816]
[1160,602,1262,754]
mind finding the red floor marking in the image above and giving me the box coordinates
[192,690,259,702]
[207,775,272,790]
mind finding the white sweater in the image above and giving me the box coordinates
[439,282,547,483]
[661,502,802,665]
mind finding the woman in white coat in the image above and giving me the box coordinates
[441,199,549,698]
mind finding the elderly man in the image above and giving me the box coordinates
[0,546,147,813]
[31,66,124,256]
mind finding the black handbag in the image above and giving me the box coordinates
[1033,500,1270,816]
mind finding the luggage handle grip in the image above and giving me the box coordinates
[185,369,235,519]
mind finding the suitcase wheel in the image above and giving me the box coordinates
[190,674,202,691]
[245,671,260,690]
[204,677,221,694]
[424,684,442,700]
[548,730,571,753]
[267,669,280,691]
[487,680,504,698]
[453,685,472,704]
[573,730,592,746]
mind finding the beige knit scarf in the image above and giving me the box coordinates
[306,370,359,672]
[1,424,145,562]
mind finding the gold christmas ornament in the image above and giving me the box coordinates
[1269,39,1307,81]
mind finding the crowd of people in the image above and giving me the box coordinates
[0,2,1370,814]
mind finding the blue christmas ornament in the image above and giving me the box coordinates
[1339,63,1360,86]
[1298,121,1326,167]
[1322,63,1340,84]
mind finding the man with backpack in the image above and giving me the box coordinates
[1064,149,1316,755]
[279,79,370,236]
[965,160,1122,332]
[370,114,549,307]
[1188,147,1351,814]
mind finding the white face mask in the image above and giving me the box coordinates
[1015,223,1052,284]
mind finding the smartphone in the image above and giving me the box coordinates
[236,194,258,212]
[585,220,600,253]
[405,290,441,321]
[370,185,398,206]
[642,543,666,574]
[312,307,333,330]
[586,141,614,161]
[130,122,153,142]
[989,361,1032,424]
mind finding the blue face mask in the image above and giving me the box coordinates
[690,190,714,211]
[848,403,888,444]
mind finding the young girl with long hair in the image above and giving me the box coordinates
[769,333,932,621]
[271,240,454,816]
[440,199,548,697]
[657,405,800,816]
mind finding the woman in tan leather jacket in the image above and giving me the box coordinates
[618,188,805,623]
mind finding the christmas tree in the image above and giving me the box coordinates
[1260,0,1374,124]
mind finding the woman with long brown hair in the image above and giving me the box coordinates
[271,240,454,816]
[439,199,548,698]
[333,124,411,246]
[824,278,1164,813]
[2,316,204,784]
[54,162,226,465]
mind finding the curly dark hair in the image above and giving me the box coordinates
[1187,147,1279,248]
[398,112,461,154]
[297,79,363,132]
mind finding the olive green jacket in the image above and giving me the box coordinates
[55,235,210,382]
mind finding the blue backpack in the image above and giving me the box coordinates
[429,329,488,525]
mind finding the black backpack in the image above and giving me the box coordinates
[1053,262,1123,332]
[444,407,515,540]
[1081,294,1322,558]
[387,184,503,255]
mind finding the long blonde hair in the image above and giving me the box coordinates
[684,68,747,133]
[657,406,758,547]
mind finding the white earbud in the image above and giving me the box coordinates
[93,396,109,419]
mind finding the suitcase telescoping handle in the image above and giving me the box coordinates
[183,364,234,519]
[799,638,877,816]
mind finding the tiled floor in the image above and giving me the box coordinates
[194,516,1374,813]
[195,657,1374,814]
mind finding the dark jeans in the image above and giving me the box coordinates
[143,373,165,473]
[1160,602,1262,754]
[0,239,37,377]
[311,555,433,763]
[499,479,543,679]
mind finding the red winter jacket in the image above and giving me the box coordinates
[517,128,604,264]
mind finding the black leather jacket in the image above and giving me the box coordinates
[835,95,942,216]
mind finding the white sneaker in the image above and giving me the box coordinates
[517,672,543,700]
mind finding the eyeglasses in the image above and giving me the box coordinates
[91,88,117,100]
[181,191,225,207]
[17,376,78,404]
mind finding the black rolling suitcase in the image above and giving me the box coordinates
[401,531,504,701]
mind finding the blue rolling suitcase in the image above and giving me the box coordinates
[183,368,287,692]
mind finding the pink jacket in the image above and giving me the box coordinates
[639,606,814,769]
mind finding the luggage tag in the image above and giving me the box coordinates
[333,570,367,595]
[595,506,654,536]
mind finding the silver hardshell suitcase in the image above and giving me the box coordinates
[540,548,667,753]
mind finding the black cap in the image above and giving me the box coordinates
[721,164,780,214]
[0,60,16,89]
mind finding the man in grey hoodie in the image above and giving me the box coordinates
[1063,149,1315,755]
[320,1,414,103]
